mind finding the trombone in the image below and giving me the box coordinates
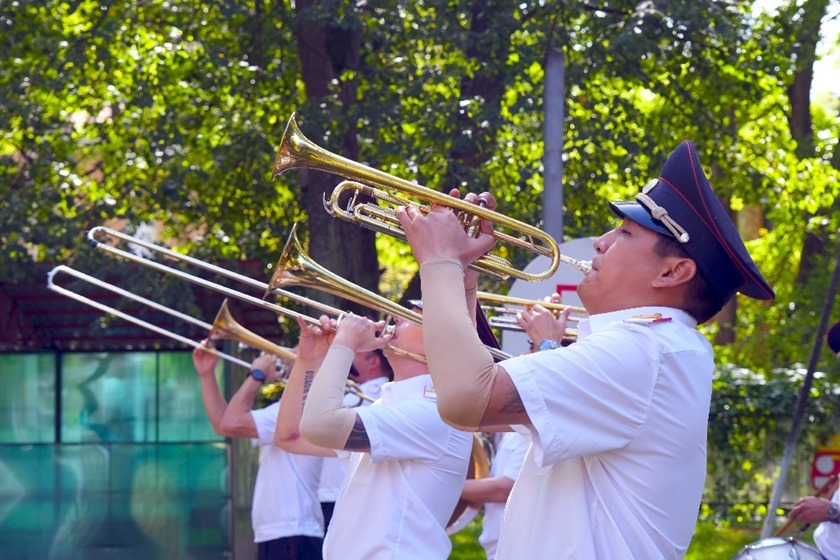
[86,226,426,363]
[47,265,373,402]
[478,292,586,340]
[47,265,282,369]
[264,224,512,362]
[271,113,592,282]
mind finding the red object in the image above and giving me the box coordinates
[811,447,840,491]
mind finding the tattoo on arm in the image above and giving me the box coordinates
[302,370,314,403]
[343,415,371,451]
[498,384,526,415]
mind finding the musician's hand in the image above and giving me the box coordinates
[296,315,336,360]
[396,197,496,269]
[333,313,391,352]
[193,339,219,377]
[251,353,279,380]
[789,496,833,524]
[517,304,572,351]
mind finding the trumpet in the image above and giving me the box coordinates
[86,226,426,363]
[264,224,512,362]
[478,292,586,340]
[271,113,592,282]
[47,266,374,402]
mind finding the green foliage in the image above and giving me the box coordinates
[705,362,840,523]
[2,0,840,484]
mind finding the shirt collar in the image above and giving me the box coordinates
[380,373,436,405]
[578,306,696,338]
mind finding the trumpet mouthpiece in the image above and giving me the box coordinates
[560,256,592,274]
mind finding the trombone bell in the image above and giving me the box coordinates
[210,299,297,363]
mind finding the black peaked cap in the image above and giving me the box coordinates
[828,321,840,354]
[609,141,774,303]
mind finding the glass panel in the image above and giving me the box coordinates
[0,353,56,443]
[158,352,224,442]
[0,443,230,560]
[0,445,56,557]
[61,353,157,443]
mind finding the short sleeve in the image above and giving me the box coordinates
[250,401,280,447]
[356,400,454,463]
[505,324,659,466]
[498,434,530,481]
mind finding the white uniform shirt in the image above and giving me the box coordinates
[815,488,840,560]
[479,432,529,560]
[497,306,713,560]
[250,400,325,542]
[323,374,473,560]
[319,376,389,502]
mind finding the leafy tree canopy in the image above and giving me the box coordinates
[1,0,838,377]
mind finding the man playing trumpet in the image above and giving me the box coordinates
[396,141,775,559]
[272,303,473,560]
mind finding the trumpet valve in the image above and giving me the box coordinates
[464,198,487,238]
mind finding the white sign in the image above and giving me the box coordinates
[499,237,596,356]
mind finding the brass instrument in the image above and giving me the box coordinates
[478,291,586,340]
[48,266,374,402]
[87,226,425,364]
[265,224,512,362]
[271,113,592,282]
[47,265,268,370]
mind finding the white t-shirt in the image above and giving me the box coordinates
[497,306,713,560]
[322,374,473,560]
[815,488,840,560]
[479,432,529,560]
[319,376,389,502]
[250,399,325,543]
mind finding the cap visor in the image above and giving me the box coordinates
[828,321,840,354]
[609,201,674,238]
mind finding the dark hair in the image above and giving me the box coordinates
[653,235,724,324]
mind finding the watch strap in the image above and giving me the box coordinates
[828,503,840,523]
[537,339,561,352]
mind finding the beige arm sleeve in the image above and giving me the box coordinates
[420,259,498,431]
[465,283,478,328]
[299,344,357,449]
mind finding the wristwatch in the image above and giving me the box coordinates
[249,369,266,383]
[537,339,561,352]
[828,502,840,524]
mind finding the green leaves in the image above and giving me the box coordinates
[1,0,838,374]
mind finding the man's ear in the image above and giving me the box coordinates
[652,258,697,288]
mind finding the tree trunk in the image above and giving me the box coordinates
[292,1,380,311]
[785,0,830,289]
[442,1,514,195]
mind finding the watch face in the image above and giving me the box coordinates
[829,503,840,521]
[250,369,266,382]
